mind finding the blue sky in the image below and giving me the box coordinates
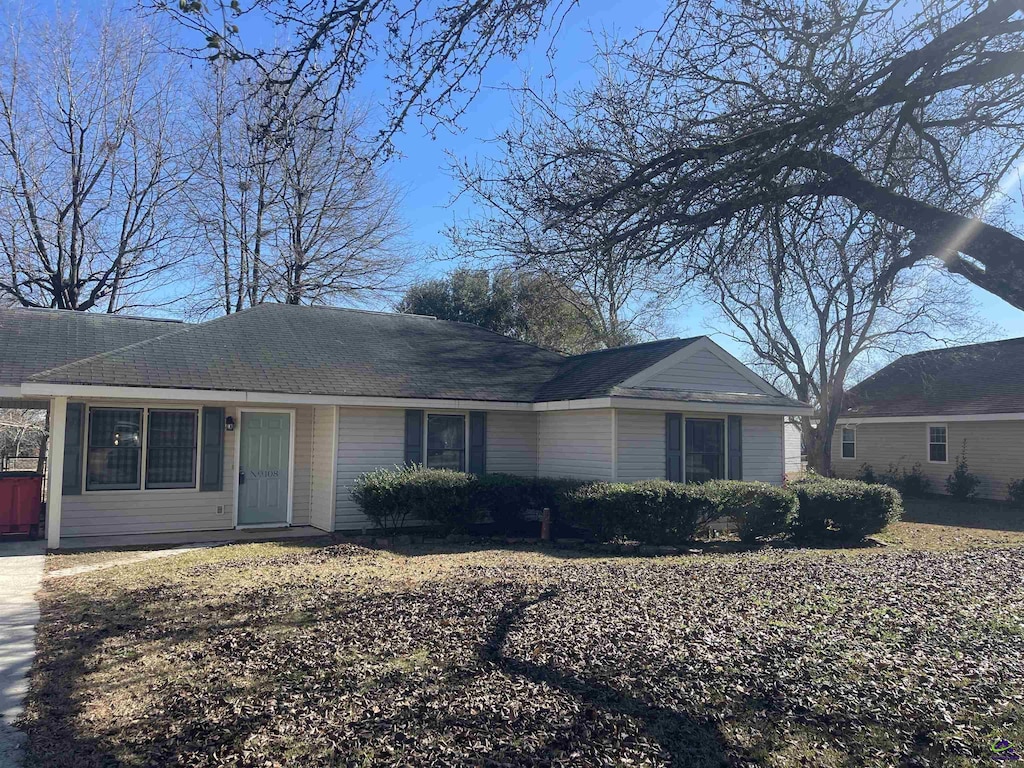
[339,1,1024,356]
[39,0,1024,356]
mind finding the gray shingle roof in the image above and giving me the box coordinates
[844,337,1024,417]
[30,304,567,401]
[0,308,181,387]
[536,338,700,401]
[9,304,802,407]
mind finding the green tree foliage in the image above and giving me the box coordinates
[397,268,630,353]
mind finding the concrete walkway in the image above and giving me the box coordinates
[47,543,216,579]
[0,540,45,768]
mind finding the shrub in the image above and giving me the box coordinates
[563,480,720,544]
[856,463,877,484]
[1007,479,1024,508]
[708,481,798,543]
[892,462,931,498]
[857,461,931,498]
[469,473,535,532]
[350,465,416,534]
[790,475,902,542]
[352,466,476,534]
[945,440,981,500]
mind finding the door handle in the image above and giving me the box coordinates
[239,469,245,485]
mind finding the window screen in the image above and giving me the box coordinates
[426,414,466,471]
[87,408,142,490]
[685,419,725,483]
[929,426,947,463]
[147,410,198,489]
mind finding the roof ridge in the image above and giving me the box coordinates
[564,336,699,359]
[27,308,246,381]
[617,384,777,395]
[0,307,182,324]
[268,303,439,321]
[903,336,1023,358]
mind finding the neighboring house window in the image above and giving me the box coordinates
[426,414,466,471]
[841,427,856,459]
[685,419,724,482]
[86,408,143,491]
[928,425,948,463]
[146,410,199,489]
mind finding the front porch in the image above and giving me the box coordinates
[56,524,326,551]
[37,395,338,549]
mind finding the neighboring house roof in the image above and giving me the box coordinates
[0,308,181,387]
[7,303,805,409]
[844,337,1024,418]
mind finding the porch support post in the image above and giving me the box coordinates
[46,396,67,549]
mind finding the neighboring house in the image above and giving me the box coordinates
[834,338,1024,499]
[0,305,810,548]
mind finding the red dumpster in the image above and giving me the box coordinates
[0,471,43,538]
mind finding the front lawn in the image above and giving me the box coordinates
[880,496,1024,550]
[22,502,1024,767]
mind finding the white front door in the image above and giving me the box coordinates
[237,411,291,526]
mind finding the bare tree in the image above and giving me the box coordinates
[480,0,1024,309]
[157,0,572,153]
[268,104,409,306]
[0,6,195,312]
[0,408,46,469]
[186,61,280,316]
[702,201,989,473]
[187,68,410,315]
[452,103,679,348]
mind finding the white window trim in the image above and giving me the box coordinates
[232,407,296,529]
[82,404,202,494]
[840,426,857,460]
[423,410,470,472]
[927,423,948,464]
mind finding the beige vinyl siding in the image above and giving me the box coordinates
[309,406,337,531]
[784,420,803,477]
[334,407,406,530]
[487,412,538,476]
[290,406,314,526]
[833,419,1024,499]
[537,409,613,480]
[612,410,787,485]
[616,410,665,482]
[61,400,235,537]
[742,415,786,484]
[642,348,765,394]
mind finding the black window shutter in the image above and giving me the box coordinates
[665,413,682,482]
[728,415,743,481]
[468,411,486,475]
[62,403,84,495]
[200,407,225,492]
[404,410,424,466]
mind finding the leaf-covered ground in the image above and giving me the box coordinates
[22,531,1024,767]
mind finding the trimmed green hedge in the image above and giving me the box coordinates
[707,480,799,542]
[351,466,476,534]
[352,467,898,544]
[562,480,719,544]
[352,468,582,535]
[790,475,902,542]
